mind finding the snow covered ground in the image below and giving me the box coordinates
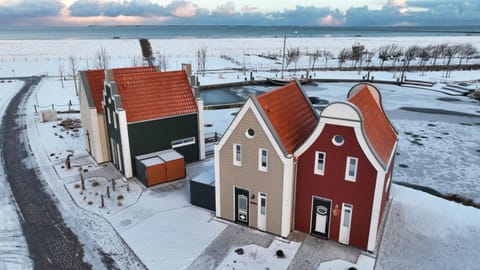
[0,36,479,269]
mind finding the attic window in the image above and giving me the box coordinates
[332,135,344,146]
[246,128,255,138]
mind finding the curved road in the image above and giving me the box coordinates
[0,77,93,269]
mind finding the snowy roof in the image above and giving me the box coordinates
[347,84,398,167]
[255,82,318,154]
[112,70,198,123]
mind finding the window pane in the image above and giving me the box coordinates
[348,158,357,177]
[261,150,267,167]
[260,197,266,215]
[236,145,241,161]
[317,152,324,171]
[343,208,351,226]
[239,195,247,210]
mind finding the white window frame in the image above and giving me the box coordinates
[345,156,358,182]
[113,112,117,129]
[106,107,111,124]
[314,151,326,175]
[116,143,122,171]
[171,137,196,148]
[233,143,242,166]
[258,148,268,172]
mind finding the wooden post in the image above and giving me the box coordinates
[112,178,116,192]
[106,186,110,199]
[126,182,130,192]
[80,171,85,191]
[100,194,104,208]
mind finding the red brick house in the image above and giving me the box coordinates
[294,83,398,252]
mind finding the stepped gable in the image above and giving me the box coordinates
[348,84,397,166]
[113,70,198,123]
[257,82,318,154]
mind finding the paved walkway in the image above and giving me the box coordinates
[1,77,93,269]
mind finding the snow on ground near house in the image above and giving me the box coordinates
[217,239,301,270]
[377,184,480,269]
[108,178,227,270]
[0,80,33,270]
[318,254,375,270]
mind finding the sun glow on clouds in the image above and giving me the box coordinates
[319,15,343,26]
[171,2,197,18]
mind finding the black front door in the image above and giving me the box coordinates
[234,187,249,226]
[311,197,331,238]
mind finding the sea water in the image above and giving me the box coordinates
[0,25,479,40]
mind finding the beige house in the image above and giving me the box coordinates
[215,82,318,237]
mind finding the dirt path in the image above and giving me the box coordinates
[0,77,94,269]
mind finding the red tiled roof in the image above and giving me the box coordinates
[112,66,157,77]
[113,70,198,123]
[84,66,157,113]
[85,70,105,113]
[348,85,397,165]
[257,82,318,154]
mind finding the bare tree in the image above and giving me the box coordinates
[351,42,365,68]
[322,50,333,67]
[310,49,321,71]
[337,48,350,69]
[458,43,477,66]
[69,55,79,95]
[197,46,207,76]
[430,43,447,67]
[95,47,110,70]
[286,47,300,74]
[416,47,431,77]
[157,52,169,71]
[131,55,141,67]
[58,61,65,88]
[404,45,419,69]
[364,49,376,67]
[139,38,155,66]
[378,45,390,68]
[444,44,461,77]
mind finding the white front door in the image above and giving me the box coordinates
[258,192,267,231]
[339,203,353,245]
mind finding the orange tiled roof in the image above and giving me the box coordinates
[113,70,198,123]
[85,66,157,113]
[348,85,397,165]
[112,66,157,77]
[85,69,105,113]
[257,82,318,154]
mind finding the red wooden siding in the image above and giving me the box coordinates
[295,124,377,250]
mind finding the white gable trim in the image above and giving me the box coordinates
[118,110,133,178]
[281,157,294,237]
[216,98,289,165]
[214,143,221,217]
[367,170,385,252]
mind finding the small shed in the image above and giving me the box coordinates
[135,149,185,187]
[190,171,215,211]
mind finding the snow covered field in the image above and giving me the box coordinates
[0,36,479,269]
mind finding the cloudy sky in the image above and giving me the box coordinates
[0,0,478,26]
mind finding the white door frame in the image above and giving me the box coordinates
[257,192,267,231]
[339,203,353,245]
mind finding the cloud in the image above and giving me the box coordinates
[0,0,64,21]
[1,0,479,26]
[167,1,199,18]
[69,0,169,17]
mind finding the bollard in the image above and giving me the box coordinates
[106,186,110,199]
